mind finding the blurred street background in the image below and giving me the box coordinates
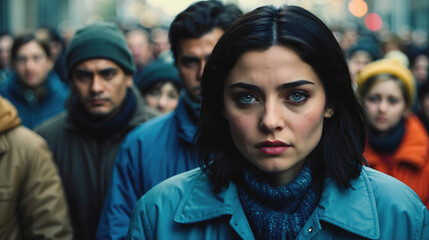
[1,0,428,39]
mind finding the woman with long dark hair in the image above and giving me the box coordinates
[128,5,429,239]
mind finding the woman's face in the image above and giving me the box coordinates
[223,46,332,185]
[363,79,407,132]
[144,82,180,113]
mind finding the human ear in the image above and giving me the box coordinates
[324,106,334,118]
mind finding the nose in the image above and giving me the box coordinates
[157,94,168,112]
[90,75,104,94]
[25,58,36,70]
[378,99,388,113]
[259,99,284,132]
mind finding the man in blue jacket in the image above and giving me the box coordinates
[0,33,68,129]
[96,1,242,239]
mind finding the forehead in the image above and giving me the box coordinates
[126,30,149,43]
[350,51,372,61]
[369,78,403,96]
[227,46,321,86]
[178,28,223,57]
[74,59,122,71]
[17,41,45,54]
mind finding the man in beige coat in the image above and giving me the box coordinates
[0,95,72,239]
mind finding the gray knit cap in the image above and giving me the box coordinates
[65,22,135,81]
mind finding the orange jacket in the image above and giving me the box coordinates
[364,114,429,208]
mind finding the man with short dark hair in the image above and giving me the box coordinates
[0,33,69,129]
[96,1,242,239]
[35,22,158,240]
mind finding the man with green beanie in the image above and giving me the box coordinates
[35,22,159,240]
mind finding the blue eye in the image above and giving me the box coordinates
[288,91,308,104]
[238,94,256,104]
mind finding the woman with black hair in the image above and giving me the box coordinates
[128,5,429,239]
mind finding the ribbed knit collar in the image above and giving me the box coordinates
[238,163,322,240]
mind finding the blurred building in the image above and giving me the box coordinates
[0,0,428,38]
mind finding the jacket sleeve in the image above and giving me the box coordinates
[18,138,73,240]
[421,206,429,239]
[127,198,152,240]
[96,137,143,240]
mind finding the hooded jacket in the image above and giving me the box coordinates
[364,114,429,208]
[128,167,429,240]
[35,86,158,240]
[0,96,72,239]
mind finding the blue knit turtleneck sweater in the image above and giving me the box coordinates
[238,163,322,240]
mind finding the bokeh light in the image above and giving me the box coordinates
[365,13,383,31]
[348,0,368,17]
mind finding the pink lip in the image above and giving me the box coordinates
[256,140,290,155]
[376,116,387,122]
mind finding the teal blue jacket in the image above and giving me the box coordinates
[128,167,429,239]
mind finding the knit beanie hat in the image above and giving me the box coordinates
[135,61,182,93]
[357,58,415,106]
[65,22,135,81]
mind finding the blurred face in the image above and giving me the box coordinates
[0,35,13,68]
[363,79,407,132]
[421,94,429,119]
[71,59,133,119]
[144,82,180,113]
[223,46,332,186]
[176,28,223,102]
[348,51,372,81]
[14,40,53,88]
[411,55,429,84]
[151,29,170,59]
[126,30,152,68]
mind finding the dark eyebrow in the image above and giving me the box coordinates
[228,80,315,91]
[98,67,118,75]
[277,80,315,90]
[73,69,93,76]
[180,56,200,62]
[228,82,261,91]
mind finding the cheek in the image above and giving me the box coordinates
[167,99,179,109]
[144,96,158,108]
[364,101,377,115]
[225,111,255,149]
[392,104,407,118]
[295,112,324,144]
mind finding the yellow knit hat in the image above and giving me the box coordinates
[357,58,415,106]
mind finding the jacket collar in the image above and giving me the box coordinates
[174,167,380,239]
[317,167,380,239]
[175,98,199,144]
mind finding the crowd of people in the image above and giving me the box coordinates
[0,1,429,239]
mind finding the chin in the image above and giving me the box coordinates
[88,110,112,118]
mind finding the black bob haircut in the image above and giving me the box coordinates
[197,5,367,190]
[168,0,243,65]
